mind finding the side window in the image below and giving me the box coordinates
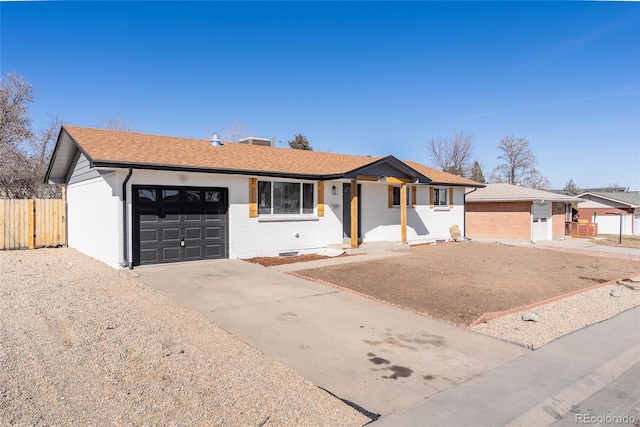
[434,188,447,206]
[392,186,410,206]
[258,181,272,214]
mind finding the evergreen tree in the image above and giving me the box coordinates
[469,161,486,183]
[288,134,313,151]
[562,178,581,196]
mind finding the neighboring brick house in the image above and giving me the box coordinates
[465,184,583,242]
[45,125,483,268]
[576,191,640,236]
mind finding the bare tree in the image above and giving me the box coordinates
[490,135,549,188]
[222,120,251,142]
[428,130,475,177]
[522,171,552,190]
[102,116,136,131]
[0,73,62,198]
[0,73,34,152]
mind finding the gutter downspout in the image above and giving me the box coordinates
[122,168,133,269]
[463,187,478,240]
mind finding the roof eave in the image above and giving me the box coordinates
[576,192,639,208]
[91,160,352,181]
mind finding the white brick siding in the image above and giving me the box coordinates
[67,173,122,268]
[360,183,465,243]
[65,167,467,267]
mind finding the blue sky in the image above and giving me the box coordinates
[2,1,638,190]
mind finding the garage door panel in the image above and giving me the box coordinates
[184,211,202,221]
[140,229,158,243]
[135,186,228,265]
[140,248,159,263]
[205,244,222,257]
[139,213,160,223]
[162,228,180,241]
[185,246,202,259]
[162,246,181,261]
[162,210,180,222]
[184,227,202,240]
[206,226,221,239]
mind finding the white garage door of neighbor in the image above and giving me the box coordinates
[532,203,552,242]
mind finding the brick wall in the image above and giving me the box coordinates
[466,201,532,240]
[552,202,566,238]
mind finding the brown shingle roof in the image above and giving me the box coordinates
[403,161,484,187]
[63,125,386,177]
[58,126,483,187]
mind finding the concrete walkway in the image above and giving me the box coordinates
[135,258,527,417]
[373,306,640,426]
[471,236,640,261]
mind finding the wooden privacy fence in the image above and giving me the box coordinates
[0,197,66,250]
[569,221,598,238]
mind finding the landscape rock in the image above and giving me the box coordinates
[522,311,539,322]
[610,289,621,298]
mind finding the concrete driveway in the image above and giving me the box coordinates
[136,258,528,417]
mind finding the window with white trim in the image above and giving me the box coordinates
[434,188,447,206]
[258,181,314,215]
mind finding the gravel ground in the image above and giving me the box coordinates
[471,281,640,349]
[0,248,369,427]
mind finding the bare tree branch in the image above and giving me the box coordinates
[490,135,549,188]
[0,73,61,198]
[102,116,136,131]
[222,120,251,143]
[427,130,475,177]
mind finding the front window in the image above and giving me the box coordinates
[434,188,447,206]
[258,180,314,215]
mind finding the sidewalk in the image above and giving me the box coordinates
[471,237,640,262]
[372,306,640,426]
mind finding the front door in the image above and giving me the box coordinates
[342,183,362,239]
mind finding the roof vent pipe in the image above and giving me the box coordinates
[211,132,222,146]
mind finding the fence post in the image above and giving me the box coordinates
[28,199,35,249]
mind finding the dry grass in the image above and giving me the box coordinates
[594,234,640,249]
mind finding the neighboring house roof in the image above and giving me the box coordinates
[582,187,629,193]
[402,161,483,187]
[466,183,584,203]
[46,125,484,187]
[576,191,640,208]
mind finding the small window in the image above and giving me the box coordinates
[137,189,156,202]
[205,190,221,202]
[434,188,447,206]
[258,182,271,214]
[556,202,564,212]
[302,183,314,214]
[184,190,201,202]
[393,186,410,206]
[162,189,180,202]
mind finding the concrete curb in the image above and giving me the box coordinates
[507,342,640,426]
[467,272,640,329]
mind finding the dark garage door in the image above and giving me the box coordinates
[133,186,228,265]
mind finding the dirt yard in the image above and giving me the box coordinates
[296,242,640,327]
